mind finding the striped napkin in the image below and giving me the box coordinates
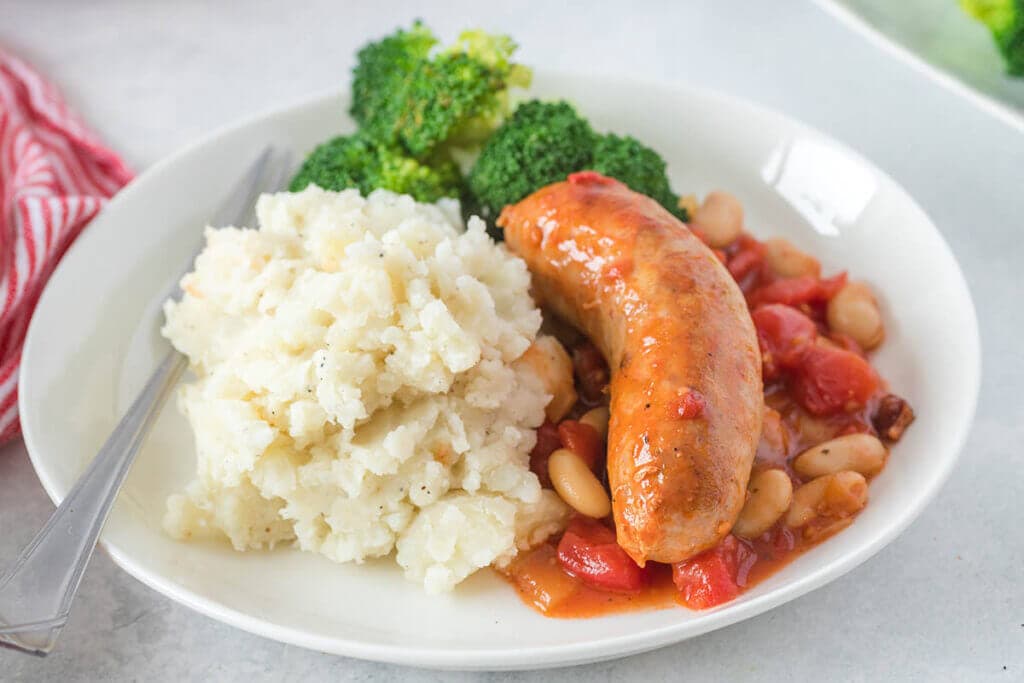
[0,49,133,443]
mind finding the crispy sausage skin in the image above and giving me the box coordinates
[498,173,762,564]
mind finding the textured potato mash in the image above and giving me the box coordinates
[162,186,569,593]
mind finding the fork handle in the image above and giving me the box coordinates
[0,350,186,655]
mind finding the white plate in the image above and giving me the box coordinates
[815,0,1024,134]
[19,72,980,670]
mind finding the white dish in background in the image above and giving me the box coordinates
[815,0,1024,133]
[19,72,980,670]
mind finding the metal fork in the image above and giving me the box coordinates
[0,146,292,656]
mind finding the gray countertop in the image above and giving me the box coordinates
[1,1,1021,680]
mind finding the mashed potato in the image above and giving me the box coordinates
[162,186,570,593]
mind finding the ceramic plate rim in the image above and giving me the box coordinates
[18,71,981,670]
[812,0,1024,135]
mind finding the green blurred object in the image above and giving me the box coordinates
[961,0,1024,74]
[824,0,1024,123]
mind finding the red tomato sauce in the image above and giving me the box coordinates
[501,229,914,618]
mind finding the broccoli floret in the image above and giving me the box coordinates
[467,100,597,218]
[467,101,688,221]
[962,0,1024,75]
[591,134,686,220]
[350,22,436,130]
[442,30,533,146]
[289,134,461,203]
[350,23,530,158]
[446,29,519,70]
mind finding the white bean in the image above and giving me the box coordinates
[786,471,868,528]
[827,282,884,350]
[693,190,743,247]
[733,469,793,538]
[548,448,612,518]
[795,413,838,445]
[579,407,610,440]
[793,433,886,479]
[763,238,821,279]
[517,335,577,422]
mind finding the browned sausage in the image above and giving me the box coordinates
[498,173,762,564]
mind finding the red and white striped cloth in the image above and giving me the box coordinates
[0,48,133,443]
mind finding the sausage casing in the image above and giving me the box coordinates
[498,173,762,564]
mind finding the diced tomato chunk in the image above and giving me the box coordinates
[726,238,765,284]
[748,276,817,308]
[816,272,848,299]
[572,342,609,404]
[751,304,818,380]
[688,225,710,246]
[557,420,604,470]
[791,345,879,416]
[557,517,648,593]
[827,332,866,357]
[568,170,618,186]
[672,536,754,610]
[564,515,617,545]
[530,421,561,488]
[748,272,848,308]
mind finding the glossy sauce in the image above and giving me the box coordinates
[502,227,911,618]
[503,543,678,618]
[500,397,876,618]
